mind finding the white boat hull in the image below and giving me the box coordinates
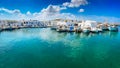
[108,26,118,31]
[82,29,90,33]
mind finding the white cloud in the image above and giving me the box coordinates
[0,5,69,20]
[32,5,69,20]
[79,8,84,12]
[33,13,76,21]
[40,5,66,16]
[63,2,70,7]
[41,5,60,16]
[0,8,26,20]
[26,11,32,15]
[63,0,88,8]
[0,7,120,23]
[0,8,21,14]
[76,15,120,23]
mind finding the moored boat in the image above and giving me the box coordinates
[91,28,99,33]
[56,26,67,32]
[97,28,103,32]
[75,27,82,33]
[82,28,91,33]
[0,28,2,32]
[68,26,74,32]
[108,25,118,31]
[51,26,57,30]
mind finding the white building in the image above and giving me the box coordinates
[80,20,97,29]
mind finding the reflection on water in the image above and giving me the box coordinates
[0,28,120,68]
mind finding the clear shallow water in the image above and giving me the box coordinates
[0,28,120,68]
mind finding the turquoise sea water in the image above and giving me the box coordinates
[0,28,120,68]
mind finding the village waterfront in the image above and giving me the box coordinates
[0,27,120,68]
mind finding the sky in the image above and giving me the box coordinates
[0,0,120,22]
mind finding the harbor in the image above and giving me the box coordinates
[0,20,119,68]
[0,0,120,68]
[0,28,120,68]
[0,19,119,33]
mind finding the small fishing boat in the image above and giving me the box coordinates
[56,26,67,32]
[0,28,2,32]
[101,24,109,31]
[91,28,99,33]
[2,25,15,31]
[108,25,118,31]
[97,28,103,32]
[75,27,82,32]
[68,26,74,32]
[6,27,14,31]
[82,28,91,33]
[74,23,82,32]
[51,26,57,30]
